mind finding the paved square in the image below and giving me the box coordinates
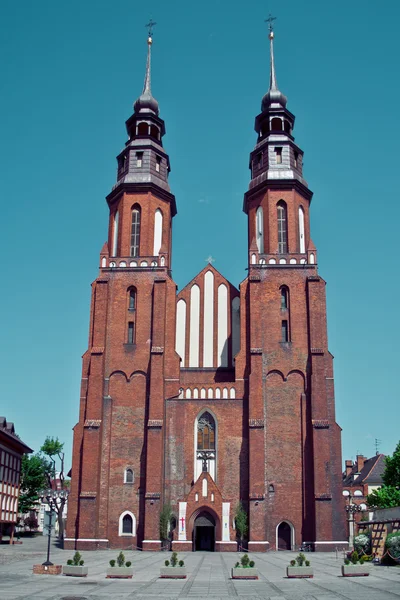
[0,536,399,599]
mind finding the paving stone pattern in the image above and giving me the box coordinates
[0,536,399,599]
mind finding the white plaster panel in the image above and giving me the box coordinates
[299,206,305,253]
[153,209,163,256]
[176,299,186,367]
[189,285,200,367]
[112,211,119,257]
[231,297,240,363]
[203,271,214,367]
[217,284,228,367]
[222,502,230,541]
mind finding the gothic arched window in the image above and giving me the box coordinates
[299,206,305,253]
[124,468,134,484]
[277,201,288,254]
[128,288,136,311]
[256,206,264,253]
[131,207,141,257]
[280,286,289,311]
[197,412,215,450]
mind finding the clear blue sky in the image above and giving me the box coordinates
[1,0,399,471]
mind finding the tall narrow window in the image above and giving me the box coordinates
[256,206,264,253]
[156,156,161,172]
[131,207,141,257]
[277,202,288,254]
[112,211,119,257]
[127,322,134,344]
[281,287,289,310]
[128,288,136,311]
[299,206,305,253]
[294,151,299,168]
[276,147,282,164]
[196,411,216,480]
[125,468,134,484]
[153,209,163,256]
[281,320,289,342]
[122,514,133,534]
[136,152,143,167]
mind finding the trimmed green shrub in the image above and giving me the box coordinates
[350,550,359,565]
[79,560,84,566]
[178,560,184,567]
[305,560,310,567]
[165,560,170,567]
[235,561,240,568]
[67,559,73,565]
[109,559,116,567]
[296,552,306,567]
[241,554,250,567]
[249,560,255,568]
[126,561,132,567]
[344,558,350,565]
[117,551,125,567]
[290,559,296,567]
[171,552,178,567]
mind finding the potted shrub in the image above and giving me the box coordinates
[287,552,313,578]
[63,551,88,577]
[341,550,370,577]
[231,554,258,579]
[106,551,133,579]
[160,551,187,578]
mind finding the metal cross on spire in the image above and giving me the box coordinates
[145,18,157,38]
[265,13,276,33]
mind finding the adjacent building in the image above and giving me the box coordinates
[66,26,346,552]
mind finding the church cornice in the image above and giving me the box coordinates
[106,182,177,216]
[243,178,313,213]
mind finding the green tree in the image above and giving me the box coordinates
[234,502,248,546]
[382,440,400,488]
[159,503,173,544]
[18,454,47,514]
[40,437,68,539]
[367,486,400,509]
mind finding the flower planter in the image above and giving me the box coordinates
[341,564,370,577]
[231,567,258,580]
[287,566,313,579]
[106,566,133,579]
[160,567,187,579]
[63,565,88,577]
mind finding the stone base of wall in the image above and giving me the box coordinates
[142,539,162,551]
[215,541,237,552]
[248,541,270,552]
[172,541,192,552]
[64,539,109,551]
[33,564,62,575]
[312,542,349,552]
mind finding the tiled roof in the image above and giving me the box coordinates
[0,416,32,453]
[343,454,386,486]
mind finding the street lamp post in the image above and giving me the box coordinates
[345,500,362,550]
[39,489,69,567]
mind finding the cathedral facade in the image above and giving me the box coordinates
[65,28,346,552]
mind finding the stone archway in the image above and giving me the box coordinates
[193,511,216,551]
[277,521,293,550]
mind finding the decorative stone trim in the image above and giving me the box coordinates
[80,491,97,498]
[147,420,163,428]
[151,346,164,354]
[249,419,264,428]
[91,347,104,355]
[312,419,329,429]
[154,277,167,282]
[307,276,320,282]
[315,493,332,501]
[145,492,161,499]
[84,420,101,428]
[250,348,262,355]
[249,274,261,282]
[311,348,324,355]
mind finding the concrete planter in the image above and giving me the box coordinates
[106,566,133,579]
[160,567,187,579]
[231,567,258,579]
[287,566,313,578]
[342,564,370,577]
[63,565,88,577]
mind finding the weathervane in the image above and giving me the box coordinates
[205,256,215,264]
[265,13,276,33]
[145,18,157,38]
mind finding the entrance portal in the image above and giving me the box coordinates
[193,511,215,551]
[277,521,292,550]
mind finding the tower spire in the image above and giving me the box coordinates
[262,15,287,110]
[134,19,159,115]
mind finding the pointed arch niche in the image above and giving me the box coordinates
[194,410,217,482]
[130,205,141,257]
[153,208,163,256]
[118,511,136,537]
[299,206,305,254]
[277,201,288,254]
[112,210,119,257]
[256,206,264,253]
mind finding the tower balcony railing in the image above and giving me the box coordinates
[250,250,316,267]
[101,255,168,269]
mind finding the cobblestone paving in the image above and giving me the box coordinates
[0,536,399,599]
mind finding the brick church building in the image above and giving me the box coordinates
[65,25,346,552]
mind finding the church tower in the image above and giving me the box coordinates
[240,23,345,550]
[66,21,346,553]
[66,27,181,550]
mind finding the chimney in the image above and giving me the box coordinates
[356,455,365,473]
[345,460,353,476]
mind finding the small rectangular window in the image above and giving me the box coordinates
[128,322,135,344]
[156,156,161,172]
[281,320,289,343]
[257,153,263,168]
[136,152,143,168]
[276,147,282,164]
[294,151,298,168]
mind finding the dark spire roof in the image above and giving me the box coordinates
[133,34,159,116]
[261,29,287,111]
